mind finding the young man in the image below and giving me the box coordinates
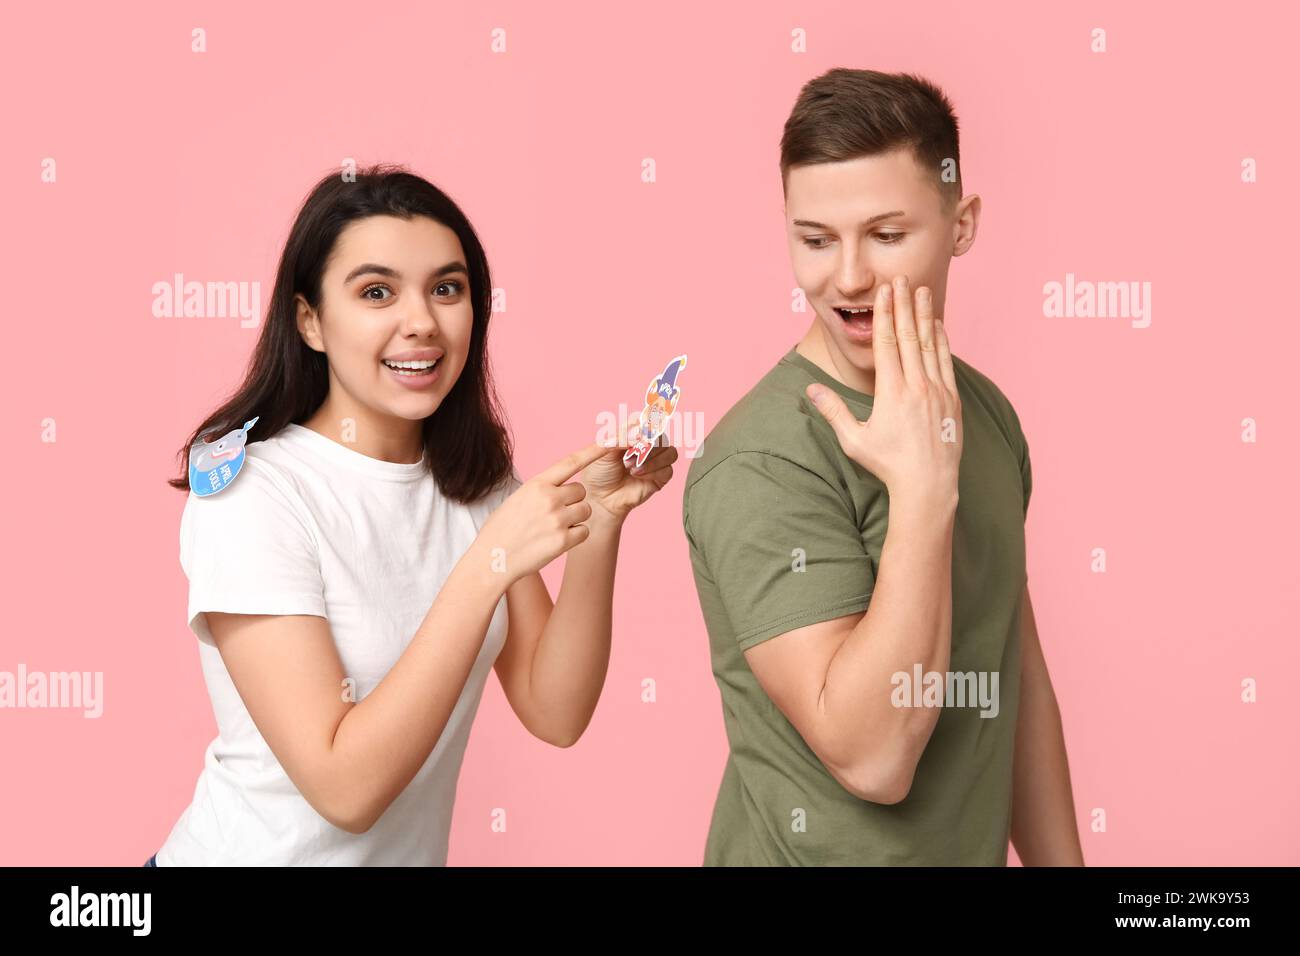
[682,68,1084,866]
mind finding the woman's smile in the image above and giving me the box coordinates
[380,347,445,389]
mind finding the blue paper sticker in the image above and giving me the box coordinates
[188,417,260,497]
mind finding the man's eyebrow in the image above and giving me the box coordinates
[342,260,469,284]
[792,211,905,229]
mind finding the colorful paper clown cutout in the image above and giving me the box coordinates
[623,356,686,470]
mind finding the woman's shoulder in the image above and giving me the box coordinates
[179,447,322,577]
[180,435,318,542]
[203,425,348,516]
[186,434,308,508]
[245,427,325,481]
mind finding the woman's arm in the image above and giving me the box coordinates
[492,428,677,747]
[207,538,510,834]
[206,443,610,835]
[492,508,625,747]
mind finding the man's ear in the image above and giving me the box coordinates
[295,294,325,352]
[952,193,981,257]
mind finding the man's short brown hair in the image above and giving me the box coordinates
[780,68,963,216]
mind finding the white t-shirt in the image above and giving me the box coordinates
[156,423,522,866]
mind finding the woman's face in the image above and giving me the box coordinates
[297,214,475,425]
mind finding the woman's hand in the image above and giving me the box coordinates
[580,411,680,523]
[475,443,611,587]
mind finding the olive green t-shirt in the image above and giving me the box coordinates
[682,345,1032,866]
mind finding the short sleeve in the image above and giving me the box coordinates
[179,459,327,647]
[684,452,876,651]
[1020,431,1032,518]
[1004,400,1032,519]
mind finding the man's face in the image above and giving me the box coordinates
[785,148,977,392]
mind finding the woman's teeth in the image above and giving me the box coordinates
[383,358,440,376]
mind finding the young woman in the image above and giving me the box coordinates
[148,164,677,866]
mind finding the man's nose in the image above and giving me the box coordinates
[835,247,874,297]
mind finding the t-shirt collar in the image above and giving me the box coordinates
[781,347,875,408]
[279,423,429,481]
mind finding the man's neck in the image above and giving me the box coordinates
[795,320,876,396]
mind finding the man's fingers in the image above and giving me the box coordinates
[935,318,958,397]
[806,382,861,450]
[871,282,903,389]
[891,275,926,385]
[538,440,612,486]
[915,285,942,387]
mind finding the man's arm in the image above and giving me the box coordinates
[1009,583,1084,865]
[718,277,963,804]
[743,492,957,804]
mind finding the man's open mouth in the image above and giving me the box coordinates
[835,306,873,326]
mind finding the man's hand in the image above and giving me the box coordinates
[806,275,961,510]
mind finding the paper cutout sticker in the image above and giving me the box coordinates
[188,417,260,497]
[623,356,686,470]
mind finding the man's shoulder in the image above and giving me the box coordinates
[952,352,1008,409]
[683,350,847,507]
[951,353,1027,446]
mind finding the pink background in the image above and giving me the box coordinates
[3,0,1297,865]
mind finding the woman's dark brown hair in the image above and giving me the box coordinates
[169,163,514,504]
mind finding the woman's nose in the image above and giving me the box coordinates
[402,306,439,336]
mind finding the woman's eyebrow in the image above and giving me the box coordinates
[343,260,469,284]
